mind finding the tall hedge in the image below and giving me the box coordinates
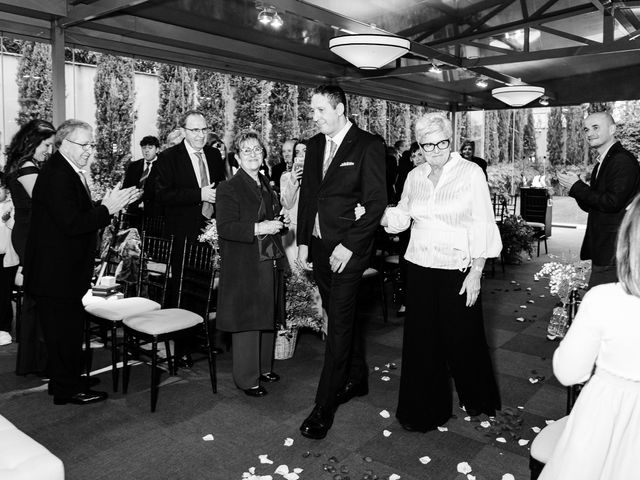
[16,41,52,126]
[156,64,196,143]
[91,54,136,194]
[546,107,564,166]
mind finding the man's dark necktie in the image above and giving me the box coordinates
[139,160,152,188]
[196,151,214,219]
[78,170,91,198]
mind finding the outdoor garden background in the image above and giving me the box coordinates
[1,37,640,201]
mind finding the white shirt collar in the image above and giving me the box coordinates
[326,120,353,149]
[597,140,616,164]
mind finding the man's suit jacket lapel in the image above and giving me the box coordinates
[593,142,619,190]
[56,153,92,204]
[321,125,357,185]
[177,141,200,187]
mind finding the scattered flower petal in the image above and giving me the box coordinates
[457,461,472,474]
[283,474,298,480]
[528,300,535,303]
[529,377,540,384]
[464,416,471,421]
[520,305,527,309]
[532,426,541,433]
[480,421,491,428]
[381,376,391,381]
[539,294,545,297]
[249,467,256,474]
[293,469,303,474]
[517,406,524,410]
[389,474,401,480]
[516,317,525,322]
[519,439,530,446]
[383,429,392,437]
[467,475,476,480]
[284,438,294,447]
[437,426,448,432]
[545,419,555,425]
[502,474,515,480]
[259,454,273,464]
[496,437,507,443]
[202,434,214,441]
[274,465,289,475]
[380,409,390,418]
[374,366,380,371]
[526,287,532,291]
[419,456,431,464]
[510,280,517,284]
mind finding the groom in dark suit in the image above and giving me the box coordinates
[558,112,640,288]
[25,119,137,405]
[296,85,387,439]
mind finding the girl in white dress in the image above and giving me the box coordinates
[540,193,640,480]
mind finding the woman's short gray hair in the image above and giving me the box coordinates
[414,113,452,141]
[233,130,265,152]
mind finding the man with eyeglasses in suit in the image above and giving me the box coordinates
[155,110,226,366]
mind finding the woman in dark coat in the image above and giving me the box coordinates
[216,131,288,397]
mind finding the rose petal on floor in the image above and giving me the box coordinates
[518,439,530,446]
[259,454,273,464]
[457,461,472,474]
[545,419,555,425]
[480,421,491,428]
[437,426,448,432]
[516,317,525,322]
[496,437,507,443]
[379,409,390,418]
[532,426,541,433]
[464,416,471,421]
[389,474,401,480]
[419,456,431,464]
[383,429,392,437]
[467,475,476,480]
[381,376,391,381]
[202,434,214,441]
[283,438,293,447]
[274,465,289,475]
[502,474,515,480]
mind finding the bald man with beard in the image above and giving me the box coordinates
[558,112,640,289]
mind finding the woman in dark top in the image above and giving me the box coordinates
[5,119,56,375]
[216,131,287,397]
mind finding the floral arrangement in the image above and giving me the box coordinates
[499,214,534,263]
[280,267,323,338]
[534,254,590,304]
[198,219,219,250]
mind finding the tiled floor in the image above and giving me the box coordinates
[0,226,585,480]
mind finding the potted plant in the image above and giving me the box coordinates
[275,267,323,360]
[499,214,535,264]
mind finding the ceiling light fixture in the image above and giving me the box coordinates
[257,5,283,28]
[475,77,488,88]
[429,62,442,73]
[538,96,550,106]
[329,34,410,70]
[491,85,545,107]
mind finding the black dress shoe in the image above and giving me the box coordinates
[175,354,194,369]
[259,372,280,383]
[53,390,108,405]
[243,386,267,397]
[300,405,335,440]
[335,379,368,405]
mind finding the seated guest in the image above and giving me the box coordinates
[460,140,488,180]
[215,131,287,397]
[539,194,640,480]
[123,135,163,219]
[382,112,502,432]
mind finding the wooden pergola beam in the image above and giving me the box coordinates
[59,0,156,28]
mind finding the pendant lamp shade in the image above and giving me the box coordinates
[329,34,410,70]
[491,85,545,107]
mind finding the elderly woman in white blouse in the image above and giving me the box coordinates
[382,112,503,432]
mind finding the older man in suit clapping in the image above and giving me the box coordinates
[296,85,387,439]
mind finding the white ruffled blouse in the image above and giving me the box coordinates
[384,152,502,270]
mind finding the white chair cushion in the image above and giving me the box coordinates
[527,221,545,230]
[82,289,105,307]
[530,415,569,463]
[123,308,203,335]
[85,297,160,321]
[0,414,64,480]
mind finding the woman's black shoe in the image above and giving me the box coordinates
[259,372,280,383]
[244,386,267,397]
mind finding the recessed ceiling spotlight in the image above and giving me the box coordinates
[475,77,488,88]
[257,5,283,28]
[257,8,273,24]
[429,63,442,73]
[271,12,283,28]
[538,96,550,106]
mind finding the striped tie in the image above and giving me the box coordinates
[196,152,214,219]
[322,139,337,178]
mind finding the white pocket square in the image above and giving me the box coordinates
[339,161,354,167]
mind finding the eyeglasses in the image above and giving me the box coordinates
[65,138,96,151]
[184,127,210,135]
[419,139,451,152]
[239,146,263,156]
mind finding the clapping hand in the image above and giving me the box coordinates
[102,186,139,215]
[557,172,581,190]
